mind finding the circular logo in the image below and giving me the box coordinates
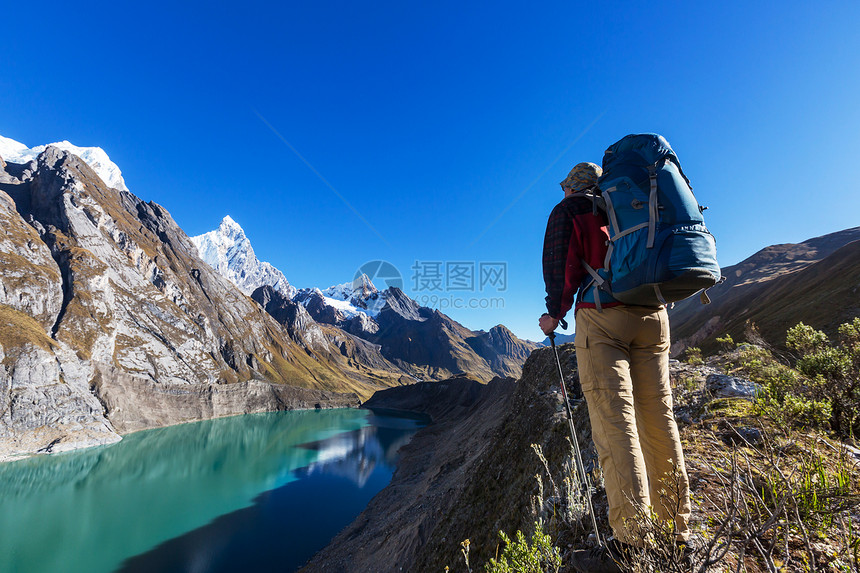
[353,260,403,291]
[353,260,403,315]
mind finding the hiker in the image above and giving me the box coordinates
[539,161,692,572]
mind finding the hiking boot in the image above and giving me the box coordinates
[651,538,698,571]
[569,540,636,573]
[672,538,697,569]
[569,545,623,573]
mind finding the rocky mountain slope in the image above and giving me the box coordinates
[0,146,363,459]
[266,280,539,384]
[250,285,413,390]
[670,227,860,354]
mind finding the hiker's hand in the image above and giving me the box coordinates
[539,314,558,335]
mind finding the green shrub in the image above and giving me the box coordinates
[684,346,703,365]
[484,521,561,573]
[677,374,697,393]
[785,322,829,354]
[728,341,831,432]
[786,320,860,439]
[729,319,860,437]
[755,391,832,432]
[715,333,735,351]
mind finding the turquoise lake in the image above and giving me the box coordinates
[0,408,427,573]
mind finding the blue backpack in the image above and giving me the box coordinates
[576,133,722,308]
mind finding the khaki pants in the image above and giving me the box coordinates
[574,305,691,544]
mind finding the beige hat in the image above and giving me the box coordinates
[560,162,602,192]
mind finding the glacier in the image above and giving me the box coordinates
[0,135,128,192]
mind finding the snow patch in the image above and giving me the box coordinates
[321,295,364,319]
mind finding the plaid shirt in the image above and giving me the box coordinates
[542,196,616,319]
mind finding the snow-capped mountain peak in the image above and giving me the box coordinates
[322,274,378,301]
[0,135,128,191]
[218,215,243,236]
[191,216,297,300]
[321,282,353,300]
[352,273,379,298]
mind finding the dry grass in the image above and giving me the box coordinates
[0,304,57,355]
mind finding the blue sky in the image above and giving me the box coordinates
[2,1,859,342]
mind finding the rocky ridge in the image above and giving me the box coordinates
[304,345,860,572]
[353,288,541,382]
[193,215,540,384]
[0,136,128,192]
[670,227,860,355]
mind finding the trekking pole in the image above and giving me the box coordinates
[549,330,603,547]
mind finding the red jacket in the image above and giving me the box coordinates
[542,196,619,319]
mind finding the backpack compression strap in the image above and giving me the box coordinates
[580,260,606,312]
[647,163,660,248]
[603,156,670,268]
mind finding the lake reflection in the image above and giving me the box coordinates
[0,408,426,573]
[296,414,421,486]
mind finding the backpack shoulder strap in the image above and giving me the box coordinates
[568,188,606,216]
